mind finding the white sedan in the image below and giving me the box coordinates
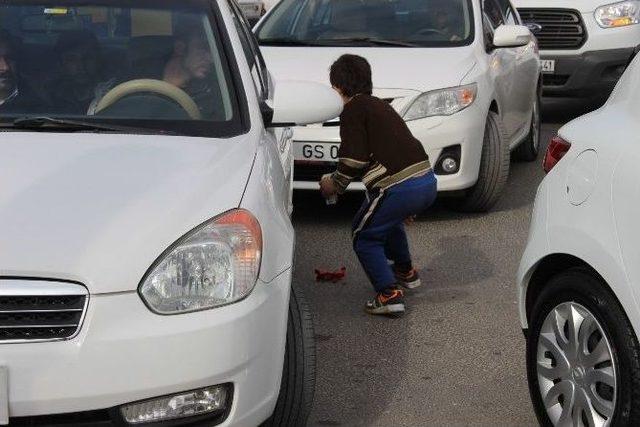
[0,0,341,425]
[256,0,541,212]
[518,54,640,425]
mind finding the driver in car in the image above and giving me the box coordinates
[88,26,216,119]
[434,9,463,42]
[161,27,216,118]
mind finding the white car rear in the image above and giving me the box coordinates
[256,0,541,212]
[518,54,640,426]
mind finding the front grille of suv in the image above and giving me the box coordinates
[0,281,88,343]
[518,8,587,50]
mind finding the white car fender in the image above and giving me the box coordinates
[240,138,295,284]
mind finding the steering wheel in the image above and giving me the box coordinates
[94,79,202,120]
[410,28,450,38]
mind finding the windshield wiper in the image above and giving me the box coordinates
[259,37,323,46]
[315,37,420,47]
[5,116,173,135]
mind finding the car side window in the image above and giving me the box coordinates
[228,0,269,99]
[483,0,505,29]
[497,0,519,25]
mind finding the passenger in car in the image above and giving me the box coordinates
[0,31,18,110]
[50,30,106,114]
[0,30,45,114]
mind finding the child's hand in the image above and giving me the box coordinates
[319,175,338,198]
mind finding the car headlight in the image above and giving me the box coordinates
[403,84,477,121]
[139,209,262,315]
[595,1,640,28]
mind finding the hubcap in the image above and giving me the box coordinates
[536,302,617,427]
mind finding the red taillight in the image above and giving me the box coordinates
[543,136,571,173]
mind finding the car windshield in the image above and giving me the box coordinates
[0,0,244,137]
[257,0,474,47]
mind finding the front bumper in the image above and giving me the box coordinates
[541,47,638,98]
[0,271,291,426]
[292,103,487,193]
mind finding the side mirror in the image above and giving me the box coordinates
[493,24,532,48]
[265,80,343,127]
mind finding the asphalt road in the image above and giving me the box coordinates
[291,101,597,427]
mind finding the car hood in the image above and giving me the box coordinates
[512,0,604,13]
[0,132,256,294]
[261,46,477,94]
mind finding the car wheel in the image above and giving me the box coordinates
[262,285,316,427]
[513,95,541,162]
[527,268,640,427]
[446,111,509,212]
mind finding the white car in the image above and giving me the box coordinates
[0,0,341,425]
[256,0,541,212]
[513,0,640,102]
[517,54,640,425]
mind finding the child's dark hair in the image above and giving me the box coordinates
[329,54,373,98]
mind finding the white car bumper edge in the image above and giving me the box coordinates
[1,270,291,426]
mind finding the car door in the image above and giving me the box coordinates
[483,0,519,142]
[498,0,539,140]
[228,0,294,212]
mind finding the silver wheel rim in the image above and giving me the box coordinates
[537,302,617,427]
[532,100,540,152]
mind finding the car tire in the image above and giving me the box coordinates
[513,95,541,162]
[527,268,640,427]
[262,285,316,427]
[446,111,509,212]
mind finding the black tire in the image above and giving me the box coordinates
[446,111,509,212]
[513,95,541,162]
[262,285,316,427]
[527,268,640,427]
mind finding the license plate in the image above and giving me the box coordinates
[0,367,7,425]
[541,59,556,74]
[294,142,340,162]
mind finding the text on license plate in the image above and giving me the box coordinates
[541,59,555,74]
[294,142,340,162]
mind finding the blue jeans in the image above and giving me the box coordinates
[352,172,437,292]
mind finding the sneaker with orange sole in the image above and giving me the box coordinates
[394,267,421,289]
[365,287,405,315]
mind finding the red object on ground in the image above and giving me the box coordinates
[315,267,347,283]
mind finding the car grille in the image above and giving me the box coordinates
[0,281,88,343]
[543,74,570,86]
[518,8,587,50]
